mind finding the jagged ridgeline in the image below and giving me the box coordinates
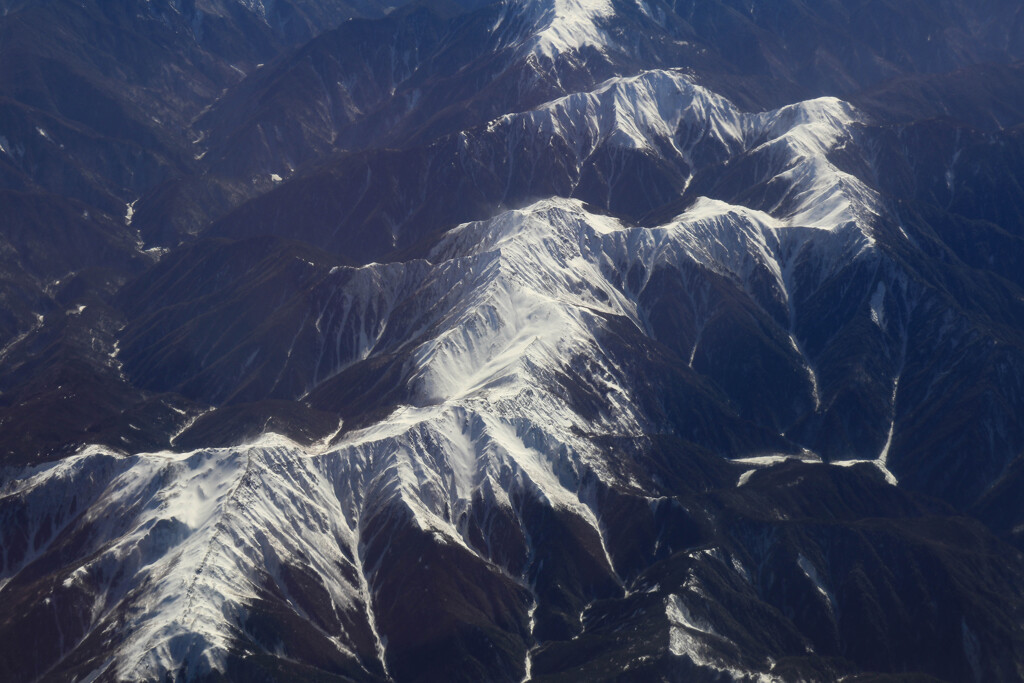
[2,0,1024,680]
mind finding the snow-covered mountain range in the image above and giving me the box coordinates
[3,0,1024,680]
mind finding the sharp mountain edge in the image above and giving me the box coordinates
[2,0,1024,681]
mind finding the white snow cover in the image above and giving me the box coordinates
[499,70,747,162]
[476,69,879,242]
[529,0,614,59]
[0,67,894,677]
[1,198,647,676]
[796,553,836,614]
[490,0,617,60]
[667,593,781,681]
[3,445,381,679]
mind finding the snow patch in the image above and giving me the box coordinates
[125,199,138,227]
[831,458,898,486]
[796,554,836,614]
[870,282,886,328]
[667,594,780,681]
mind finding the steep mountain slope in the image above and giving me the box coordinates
[3,0,1024,681]
[0,0,422,466]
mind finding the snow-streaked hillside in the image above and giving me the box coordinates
[0,82,991,676]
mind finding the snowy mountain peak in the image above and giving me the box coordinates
[525,0,615,59]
